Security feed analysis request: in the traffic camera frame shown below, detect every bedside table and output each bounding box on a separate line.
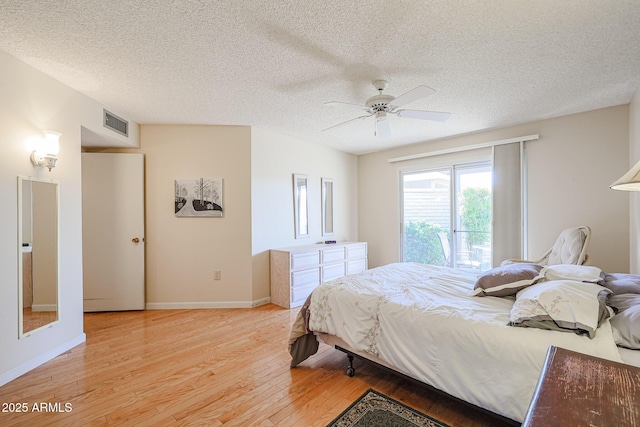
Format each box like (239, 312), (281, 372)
(523, 346), (640, 427)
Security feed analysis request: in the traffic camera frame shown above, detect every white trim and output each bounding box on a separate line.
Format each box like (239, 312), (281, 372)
(145, 298), (271, 310)
(84, 298), (144, 312)
(31, 304), (57, 312)
(521, 141), (528, 259)
(251, 297), (271, 307)
(0, 334), (86, 387)
(388, 134), (539, 163)
(397, 168), (404, 261)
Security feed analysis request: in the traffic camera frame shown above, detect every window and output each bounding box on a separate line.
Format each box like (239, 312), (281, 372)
(395, 137), (531, 269)
(401, 161), (492, 271)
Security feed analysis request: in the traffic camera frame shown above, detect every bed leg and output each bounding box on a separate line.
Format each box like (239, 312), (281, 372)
(346, 355), (355, 377)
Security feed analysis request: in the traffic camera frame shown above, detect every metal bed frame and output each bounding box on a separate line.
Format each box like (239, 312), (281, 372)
(335, 344), (520, 426)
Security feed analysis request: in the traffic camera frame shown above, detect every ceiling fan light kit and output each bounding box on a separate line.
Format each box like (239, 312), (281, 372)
(323, 80), (451, 137)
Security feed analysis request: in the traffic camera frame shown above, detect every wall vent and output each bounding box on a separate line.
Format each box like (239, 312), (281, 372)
(103, 109), (129, 137)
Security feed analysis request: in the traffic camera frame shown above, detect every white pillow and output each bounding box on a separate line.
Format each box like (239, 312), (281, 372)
(539, 264), (603, 283)
(509, 280), (612, 338)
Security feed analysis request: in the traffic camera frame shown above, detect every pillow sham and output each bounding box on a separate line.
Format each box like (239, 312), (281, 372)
(609, 295), (640, 349)
(539, 264), (603, 283)
(471, 263), (543, 297)
(509, 280), (613, 338)
(602, 273), (640, 295)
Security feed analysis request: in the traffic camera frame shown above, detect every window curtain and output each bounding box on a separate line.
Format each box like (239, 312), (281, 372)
(492, 142), (525, 266)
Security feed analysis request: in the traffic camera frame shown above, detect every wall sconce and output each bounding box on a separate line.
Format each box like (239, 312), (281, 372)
(31, 130), (61, 172)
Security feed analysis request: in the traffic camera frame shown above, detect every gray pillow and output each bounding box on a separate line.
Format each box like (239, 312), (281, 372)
(472, 263), (543, 297)
(602, 273), (640, 295)
(609, 294), (640, 349)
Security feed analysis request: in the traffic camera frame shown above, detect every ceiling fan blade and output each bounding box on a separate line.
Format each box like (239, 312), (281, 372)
(375, 114), (391, 137)
(389, 85), (436, 108)
(397, 109), (451, 122)
(323, 101), (370, 112)
(322, 113), (373, 132)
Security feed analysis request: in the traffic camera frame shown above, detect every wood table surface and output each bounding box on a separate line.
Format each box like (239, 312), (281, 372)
(522, 345), (640, 427)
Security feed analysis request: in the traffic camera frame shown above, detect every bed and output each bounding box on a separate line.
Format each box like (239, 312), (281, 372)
(288, 262), (640, 424)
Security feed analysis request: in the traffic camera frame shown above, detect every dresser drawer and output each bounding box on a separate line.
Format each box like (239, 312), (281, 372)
(291, 282), (317, 306)
(321, 247), (345, 264)
(322, 262), (345, 282)
(291, 251), (320, 271)
(346, 244), (367, 260)
(291, 268), (320, 289)
(291, 268), (320, 306)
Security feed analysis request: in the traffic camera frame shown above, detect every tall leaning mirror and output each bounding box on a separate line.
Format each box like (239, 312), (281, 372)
(18, 176), (59, 337)
(293, 174), (309, 239)
(321, 178), (334, 237)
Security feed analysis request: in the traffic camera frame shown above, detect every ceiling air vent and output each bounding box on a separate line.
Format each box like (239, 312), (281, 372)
(103, 109), (128, 137)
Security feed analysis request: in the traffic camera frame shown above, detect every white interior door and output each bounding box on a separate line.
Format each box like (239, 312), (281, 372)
(82, 153), (145, 311)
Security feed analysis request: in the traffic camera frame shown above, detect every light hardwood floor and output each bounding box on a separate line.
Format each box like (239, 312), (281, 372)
(22, 308), (58, 334)
(0, 305), (514, 426)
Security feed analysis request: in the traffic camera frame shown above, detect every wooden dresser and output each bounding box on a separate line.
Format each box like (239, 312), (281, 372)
(523, 345), (640, 427)
(270, 242), (367, 309)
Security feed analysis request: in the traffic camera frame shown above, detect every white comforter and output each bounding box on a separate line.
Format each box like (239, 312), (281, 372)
(307, 262), (623, 423)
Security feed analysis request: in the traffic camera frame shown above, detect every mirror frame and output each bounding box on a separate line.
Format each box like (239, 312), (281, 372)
(321, 178), (335, 237)
(293, 174), (310, 239)
(18, 176), (60, 338)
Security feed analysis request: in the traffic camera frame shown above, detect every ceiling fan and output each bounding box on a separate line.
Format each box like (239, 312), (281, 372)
(323, 80), (451, 137)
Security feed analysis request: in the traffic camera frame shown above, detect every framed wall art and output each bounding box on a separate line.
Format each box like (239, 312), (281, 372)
(175, 178), (223, 217)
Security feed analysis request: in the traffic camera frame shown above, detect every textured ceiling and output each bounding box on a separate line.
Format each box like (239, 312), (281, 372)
(1, 0), (640, 154)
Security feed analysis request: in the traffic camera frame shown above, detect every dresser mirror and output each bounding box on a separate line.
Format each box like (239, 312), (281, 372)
(18, 176), (59, 337)
(321, 178), (334, 237)
(293, 174), (309, 239)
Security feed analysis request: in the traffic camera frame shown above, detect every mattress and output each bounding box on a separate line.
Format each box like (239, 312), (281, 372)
(301, 262), (625, 423)
(620, 347), (640, 367)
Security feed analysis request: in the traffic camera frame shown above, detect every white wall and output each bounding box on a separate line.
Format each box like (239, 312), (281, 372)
(103, 125), (359, 307)
(250, 127), (359, 301)
(629, 89), (640, 273)
(139, 125), (255, 307)
(359, 105), (630, 273)
(0, 51), (138, 386)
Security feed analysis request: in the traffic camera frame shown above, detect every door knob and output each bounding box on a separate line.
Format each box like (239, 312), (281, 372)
(132, 237), (140, 243)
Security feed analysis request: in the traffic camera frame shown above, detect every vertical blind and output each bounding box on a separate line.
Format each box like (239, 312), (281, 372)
(492, 141), (525, 266)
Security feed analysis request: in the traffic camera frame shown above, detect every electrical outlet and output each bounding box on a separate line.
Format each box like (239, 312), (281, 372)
(214, 270), (222, 280)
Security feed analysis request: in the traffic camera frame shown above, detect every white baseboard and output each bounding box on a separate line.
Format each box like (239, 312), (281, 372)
(146, 297), (271, 310)
(251, 297), (271, 307)
(0, 333), (86, 387)
(31, 304), (57, 312)
(84, 298), (145, 312)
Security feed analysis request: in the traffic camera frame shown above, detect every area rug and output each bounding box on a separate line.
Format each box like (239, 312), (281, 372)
(327, 388), (451, 427)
